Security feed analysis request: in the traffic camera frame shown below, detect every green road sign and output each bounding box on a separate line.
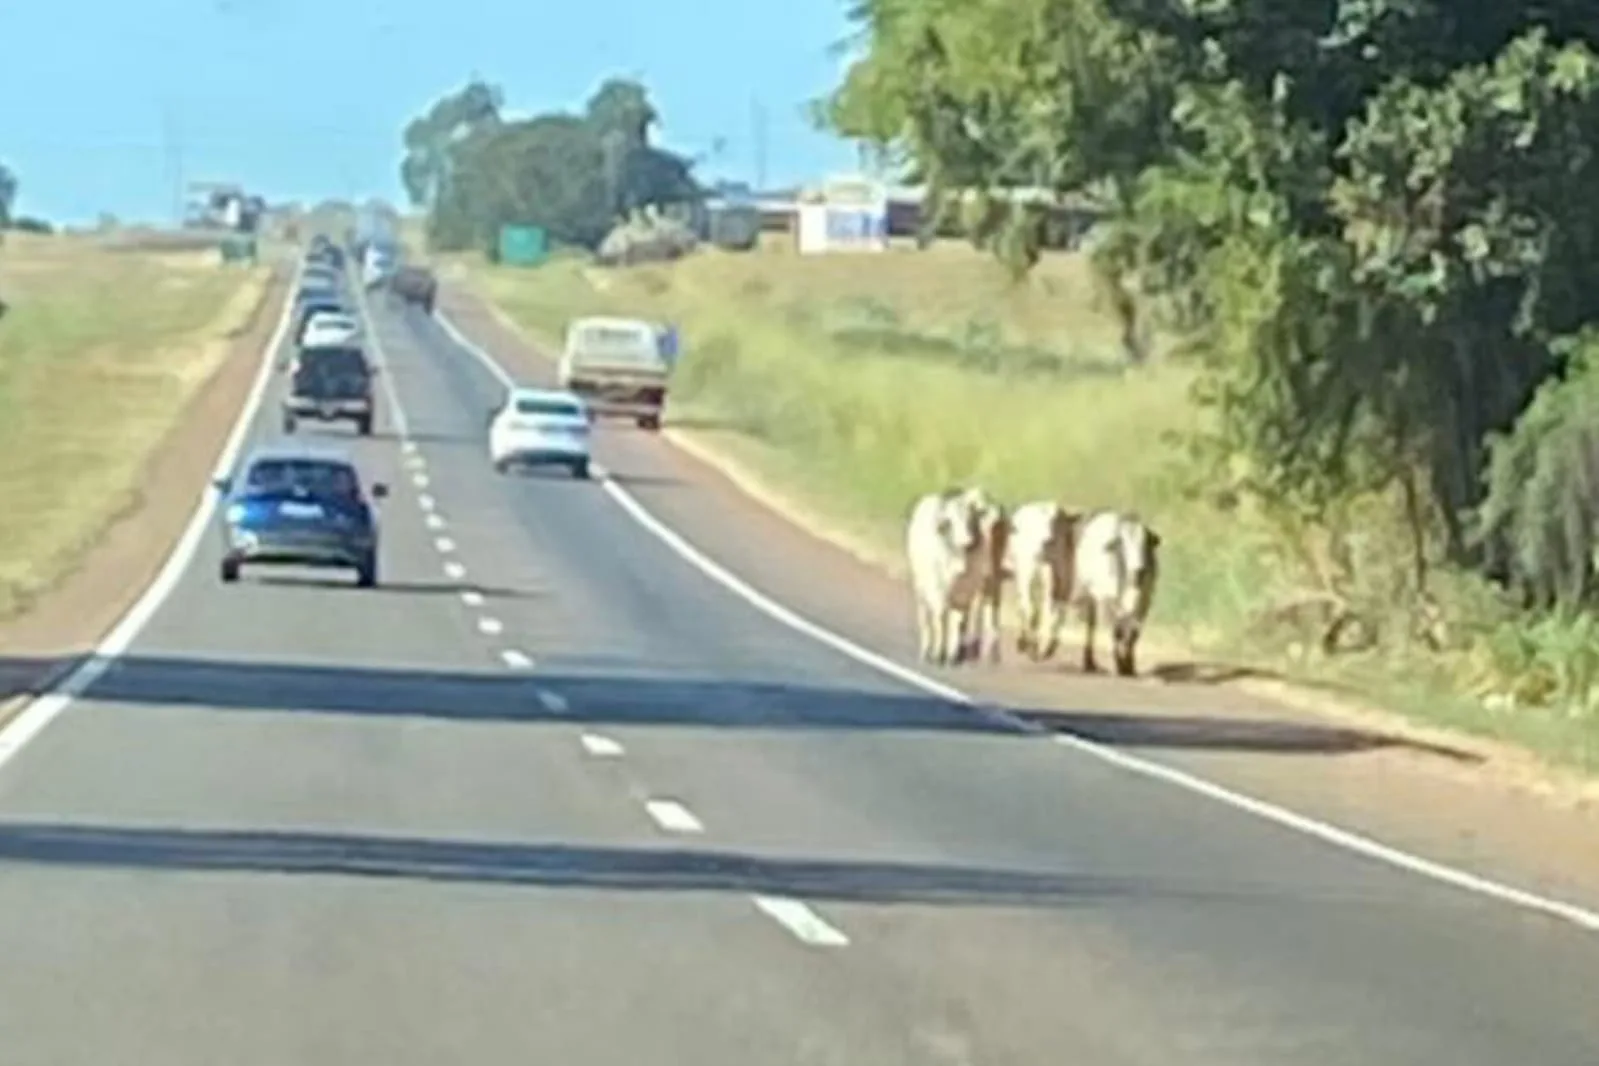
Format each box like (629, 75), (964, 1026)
(498, 225), (548, 266)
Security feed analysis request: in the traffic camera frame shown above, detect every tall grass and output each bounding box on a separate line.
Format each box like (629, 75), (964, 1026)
(0, 234), (271, 617)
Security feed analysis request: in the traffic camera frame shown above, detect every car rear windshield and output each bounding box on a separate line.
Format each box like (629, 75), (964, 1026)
(515, 398), (582, 417)
(244, 458), (360, 498)
(298, 348), (368, 374)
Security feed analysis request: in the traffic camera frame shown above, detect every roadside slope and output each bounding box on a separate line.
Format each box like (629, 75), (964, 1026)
(0, 234), (284, 709)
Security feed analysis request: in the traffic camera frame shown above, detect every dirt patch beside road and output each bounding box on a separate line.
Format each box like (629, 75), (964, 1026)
(437, 279), (1599, 912)
(0, 267), (288, 714)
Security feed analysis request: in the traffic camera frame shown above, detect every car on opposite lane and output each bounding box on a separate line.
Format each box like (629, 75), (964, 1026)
(214, 443), (387, 587)
(488, 386), (593, 479)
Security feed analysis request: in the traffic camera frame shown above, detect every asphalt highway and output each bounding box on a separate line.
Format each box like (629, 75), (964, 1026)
(0, 283), (1594, 1064)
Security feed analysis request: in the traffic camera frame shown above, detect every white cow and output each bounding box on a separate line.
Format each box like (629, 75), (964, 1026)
(1005, 501), (1079, 660)
(905, 488), (992, 665)
(1070, 511), (1161, 676)
(955, 487), (1010, 663)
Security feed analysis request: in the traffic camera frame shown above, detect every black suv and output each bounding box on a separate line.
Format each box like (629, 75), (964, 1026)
(282, 345), (377, 436)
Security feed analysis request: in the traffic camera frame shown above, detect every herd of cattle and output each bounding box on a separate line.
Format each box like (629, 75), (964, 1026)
(906, 487), (1161, 676)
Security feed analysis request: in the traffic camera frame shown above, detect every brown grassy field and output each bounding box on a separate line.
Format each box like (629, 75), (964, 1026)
(0, 232), (272, 619)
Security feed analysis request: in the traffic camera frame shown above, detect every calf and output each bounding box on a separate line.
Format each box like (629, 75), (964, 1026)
(1071, 511), (1161, 676)
(905, 488), (989, 665)
(1005, 501), (1079, 660)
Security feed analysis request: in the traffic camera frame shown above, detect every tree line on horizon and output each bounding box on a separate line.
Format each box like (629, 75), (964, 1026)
(399, 77), (699, 255)
(824, 0), (1599, 681)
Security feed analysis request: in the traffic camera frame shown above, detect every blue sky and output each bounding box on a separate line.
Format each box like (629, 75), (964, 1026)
(1, 0), (861, 225)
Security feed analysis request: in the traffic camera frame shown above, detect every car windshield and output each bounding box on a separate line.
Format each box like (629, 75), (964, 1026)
(514, 397), (582, 417)
(243, 458), (360, 498)
(311, 315), (356, 330)
(298, 348), (367, 375)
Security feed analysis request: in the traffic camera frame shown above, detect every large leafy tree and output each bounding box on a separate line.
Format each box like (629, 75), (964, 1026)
(403, 76), (699, 254)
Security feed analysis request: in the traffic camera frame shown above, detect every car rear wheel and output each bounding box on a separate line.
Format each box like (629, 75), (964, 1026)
(356, 414), (373, 436)
(219, 557), (240, 583)
(637, 413), (661, 431)
(355, 554), (378, 588)
(493, 458), (512, 475)
(571, 459), (590, 479)
(282, 413), (297, 434)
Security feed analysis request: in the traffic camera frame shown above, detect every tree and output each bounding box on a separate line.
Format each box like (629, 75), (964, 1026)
(403, 76), (700, 253)
(822, 0), (1599, 640)
(0, 163), (16, 232)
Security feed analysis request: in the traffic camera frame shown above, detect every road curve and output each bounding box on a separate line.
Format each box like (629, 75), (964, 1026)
(0, 284), (1592, 1064)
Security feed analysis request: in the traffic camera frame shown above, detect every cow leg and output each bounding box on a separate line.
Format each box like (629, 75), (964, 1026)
(1113, 618), (1138, 676)
(944, 608), (968, 665)
(914, 599), (935, 662)
(981, 590), (1002, 663)
(1015, 573), (1036, 657)
(1034, 568), (1057, 661)
(1080, 600), (1100, 673)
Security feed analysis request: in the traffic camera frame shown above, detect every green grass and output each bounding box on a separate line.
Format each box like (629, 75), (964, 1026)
(0, 233), (272, 618)
(460, 237), (1599, 777)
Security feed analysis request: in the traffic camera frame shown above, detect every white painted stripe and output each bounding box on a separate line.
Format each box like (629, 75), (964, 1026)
(751, 896), (849, 947)
(0, 260), (304, 765)
(402, 441), (417, 454)
(644, 799), (703, 834)
(433, 308), (1599, 935)
(412, 473), (430, 488)
(405, 454), (426, 469)
(417, 493), (435, 512)
(425, 513), (446, 530)
(477, 616), (503, 635)
(460, 589), (484, 607)
(536, 689), (568, 713)
(442, 560), (466, 580)
(580, 733), (624, 757)
(434, 536), (455, 553)
(500, 649), (534, 669)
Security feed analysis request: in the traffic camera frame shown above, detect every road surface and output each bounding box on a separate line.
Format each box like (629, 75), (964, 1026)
(0, 283), (1594, 1065)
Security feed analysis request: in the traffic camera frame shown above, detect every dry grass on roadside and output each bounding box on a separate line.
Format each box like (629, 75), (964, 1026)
(0, 233), (271, 618)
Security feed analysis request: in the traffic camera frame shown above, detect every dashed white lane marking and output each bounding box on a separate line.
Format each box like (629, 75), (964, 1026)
(580, 733), (624, 757)
(752, 897), (850, 947)
(402, 441), (417, 455)
(500, 649), (534, 669)
(443, 561), (466, 580)
(460, 589), (484, 607)
(417, 494), (436, 512)
(412, 473), (429, 489)
(434, 536), (455, 553)
(477, 616), (503, 635)
(425, 513), (446, 530)
(644, 799), (703, 834)
(405, 454), (426, 470)
(536, 689), (568, 713)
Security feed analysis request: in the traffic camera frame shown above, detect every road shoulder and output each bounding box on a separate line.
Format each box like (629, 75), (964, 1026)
(0, 267), (288, 716)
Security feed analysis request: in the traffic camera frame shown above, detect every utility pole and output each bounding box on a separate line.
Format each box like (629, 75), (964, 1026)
(751, 97), (767, 191)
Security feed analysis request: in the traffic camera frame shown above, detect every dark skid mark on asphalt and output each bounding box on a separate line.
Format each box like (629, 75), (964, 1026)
(0, 821), (1350, 911)
(0, 652), (1474, 757)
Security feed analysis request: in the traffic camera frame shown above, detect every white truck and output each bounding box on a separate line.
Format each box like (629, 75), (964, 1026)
(556, 315), (676, 430)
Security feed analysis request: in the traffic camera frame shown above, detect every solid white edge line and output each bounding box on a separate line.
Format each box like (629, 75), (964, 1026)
(500, 649), (534, 669)
(644, 799), (703, 834)
(579, 733), (624, 757)
(433, 308), (1599, 934)
(0, 259), (303, 765)
(751, 896), (849, 947)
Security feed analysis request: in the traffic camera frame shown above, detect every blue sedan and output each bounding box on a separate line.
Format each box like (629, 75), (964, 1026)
(214, 444), (388, 587)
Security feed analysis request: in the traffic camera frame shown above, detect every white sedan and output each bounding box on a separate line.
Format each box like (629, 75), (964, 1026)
(487, 387), (593, 479)
(301, 310), (363, 349)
